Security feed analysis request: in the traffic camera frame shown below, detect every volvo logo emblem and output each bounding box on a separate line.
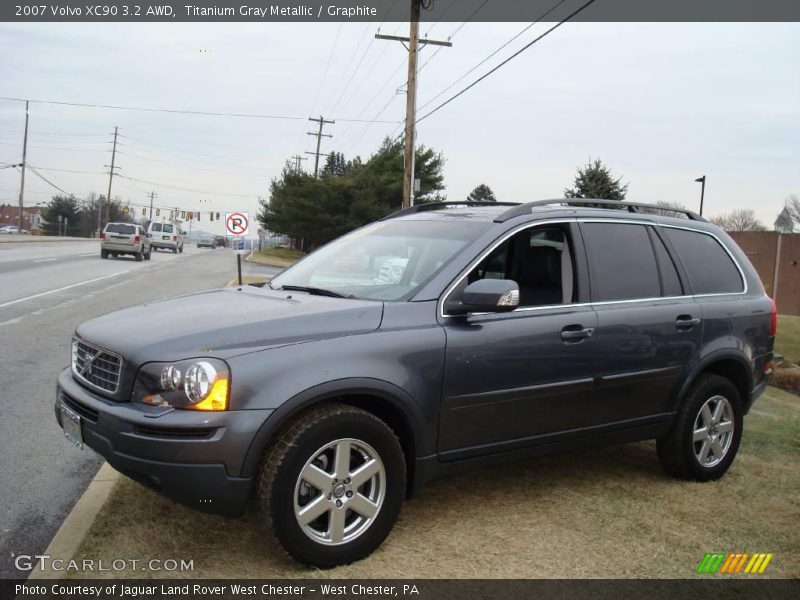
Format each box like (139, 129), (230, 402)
(79, 350), (99, 376)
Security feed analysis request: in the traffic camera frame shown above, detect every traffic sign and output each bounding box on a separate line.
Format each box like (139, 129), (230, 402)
(225, 212), (249, 236)
(231, 236), (248, 255)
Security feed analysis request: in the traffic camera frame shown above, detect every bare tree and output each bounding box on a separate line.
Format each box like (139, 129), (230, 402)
(640, 200), (690, 218)
(710, 208), (767, 232)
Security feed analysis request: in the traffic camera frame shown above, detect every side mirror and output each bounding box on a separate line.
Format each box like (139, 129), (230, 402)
(446, 279), (519, 316)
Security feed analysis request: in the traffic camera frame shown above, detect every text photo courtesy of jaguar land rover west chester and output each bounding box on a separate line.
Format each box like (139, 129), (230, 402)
(56, 199), (774, 567)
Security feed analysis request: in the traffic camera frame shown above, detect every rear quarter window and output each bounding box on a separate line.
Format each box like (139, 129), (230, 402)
(662, 227), (743, 294)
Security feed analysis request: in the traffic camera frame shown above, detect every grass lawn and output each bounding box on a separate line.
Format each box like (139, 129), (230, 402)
(69, 387), (799, 579)
(248, 246), (305, 268)
(776, 315), (800, 364)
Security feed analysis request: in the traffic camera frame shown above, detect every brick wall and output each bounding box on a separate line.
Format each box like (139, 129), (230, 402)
(728, 232), (800, 316)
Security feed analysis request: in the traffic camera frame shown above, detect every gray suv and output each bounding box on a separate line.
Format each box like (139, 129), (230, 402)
(55, 200), (775, 567)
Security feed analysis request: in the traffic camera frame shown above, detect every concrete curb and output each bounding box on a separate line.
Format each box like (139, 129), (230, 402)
(0, 236), (96, 243)
(28, 463), (120, 580)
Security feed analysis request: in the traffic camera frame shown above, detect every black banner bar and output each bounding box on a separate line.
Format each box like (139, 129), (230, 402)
(3, 579), (800, 600)
(3, 0), (800, 23)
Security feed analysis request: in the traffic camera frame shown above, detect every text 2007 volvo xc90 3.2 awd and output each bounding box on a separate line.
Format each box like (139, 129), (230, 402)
(55, 199), (775, 567)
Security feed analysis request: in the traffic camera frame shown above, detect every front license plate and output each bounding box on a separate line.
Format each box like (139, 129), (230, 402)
(61, 405), (84, 449)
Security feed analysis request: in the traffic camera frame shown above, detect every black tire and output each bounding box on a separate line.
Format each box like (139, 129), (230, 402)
(145, 249), (151, 260)
(101, 250), (108, 259)
(657, 374), (743, 481)
(135, 250), (143, 262)
(172, 247), (178, 254)
(257, 404), (406, 567)
(179, 245), (183, 253)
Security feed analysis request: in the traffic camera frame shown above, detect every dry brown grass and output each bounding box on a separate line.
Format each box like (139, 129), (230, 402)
(71, 387), (800, 579)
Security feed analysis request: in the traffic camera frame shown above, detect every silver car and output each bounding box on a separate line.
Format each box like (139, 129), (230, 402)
(100, 222), (151, 261)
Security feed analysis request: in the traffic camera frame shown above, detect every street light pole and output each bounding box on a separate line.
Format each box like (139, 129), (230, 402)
(695, 175), (706, 216)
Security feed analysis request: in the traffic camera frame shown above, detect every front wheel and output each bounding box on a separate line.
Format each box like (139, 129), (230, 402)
(657, 374), (743, 481)
(257, 404), (405, 567)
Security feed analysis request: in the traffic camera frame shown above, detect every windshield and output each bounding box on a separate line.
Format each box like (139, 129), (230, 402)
(271, 219), (491, 301)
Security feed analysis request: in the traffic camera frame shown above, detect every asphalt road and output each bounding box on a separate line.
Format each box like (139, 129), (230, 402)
(0, 240), (280, 578)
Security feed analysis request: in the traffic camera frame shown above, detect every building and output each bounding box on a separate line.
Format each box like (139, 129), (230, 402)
(774, 207), (795, 233)
(0, 204), (45, 233)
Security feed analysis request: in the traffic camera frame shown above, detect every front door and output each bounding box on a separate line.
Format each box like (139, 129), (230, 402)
(438, 222), (599, 459)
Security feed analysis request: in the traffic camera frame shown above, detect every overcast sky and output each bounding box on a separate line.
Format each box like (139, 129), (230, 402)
(0, 21), (797, 235)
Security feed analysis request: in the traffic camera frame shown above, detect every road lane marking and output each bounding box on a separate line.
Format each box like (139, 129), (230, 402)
(79, 253), (98, 257)
(0, 272), (124, 309)
(33, 258), (57, 263)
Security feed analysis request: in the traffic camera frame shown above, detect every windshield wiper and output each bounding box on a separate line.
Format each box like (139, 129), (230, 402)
(278, 285), (354, 299)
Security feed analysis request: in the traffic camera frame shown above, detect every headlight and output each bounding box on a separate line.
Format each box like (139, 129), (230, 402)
(132, 358), (229, 411)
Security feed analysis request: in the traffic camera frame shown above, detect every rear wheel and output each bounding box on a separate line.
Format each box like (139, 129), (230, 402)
(179, 245), (183, 253)
(101, 249), (108, 259)
(135, 250), (143, 262)
(657, 374), (742, 481)
(257, 404), (405, 567)
(145, 248), (152, 260)
(172, 247), (178, 254)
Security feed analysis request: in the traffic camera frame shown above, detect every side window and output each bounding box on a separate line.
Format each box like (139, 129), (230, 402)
(581, 223), (660, 301)
(663, 228), (743, 294)
(649, 228), (683, 296)
(466, 225), (575, 307)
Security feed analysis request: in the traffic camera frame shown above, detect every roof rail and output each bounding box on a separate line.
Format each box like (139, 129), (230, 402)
(494, 199), (706, 223)
(381, 201), (520, 221)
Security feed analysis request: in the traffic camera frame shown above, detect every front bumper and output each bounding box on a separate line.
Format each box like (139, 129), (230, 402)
(55, 367), (273, 516)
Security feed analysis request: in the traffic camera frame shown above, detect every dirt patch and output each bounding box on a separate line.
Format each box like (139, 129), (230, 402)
(71, 387), (800, 579)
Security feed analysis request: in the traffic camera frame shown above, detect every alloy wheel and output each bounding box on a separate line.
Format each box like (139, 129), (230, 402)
(692, 395), (735, 467)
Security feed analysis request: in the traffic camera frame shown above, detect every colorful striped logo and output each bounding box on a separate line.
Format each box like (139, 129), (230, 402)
(696, 553), (773, 574)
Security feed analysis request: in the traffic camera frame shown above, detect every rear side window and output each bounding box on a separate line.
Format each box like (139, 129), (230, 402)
(150, 223), (162, 232)
(105, 223), (136, 234)
(162, 224), (174, 233)
(581, 223), (660, 301)
(663, 228), (743, 294)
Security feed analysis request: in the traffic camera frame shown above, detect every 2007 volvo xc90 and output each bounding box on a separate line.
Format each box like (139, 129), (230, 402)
(55, 199), (775, 567)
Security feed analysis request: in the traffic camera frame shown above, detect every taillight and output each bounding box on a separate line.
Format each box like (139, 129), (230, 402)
(172, 235), (177, 241)
(134, 235), (140, 243)
(100, 232), (105, 240)
(769, 297), (777, 337)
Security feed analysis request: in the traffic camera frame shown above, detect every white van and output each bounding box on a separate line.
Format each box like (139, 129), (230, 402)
(147, 221), (184, 253)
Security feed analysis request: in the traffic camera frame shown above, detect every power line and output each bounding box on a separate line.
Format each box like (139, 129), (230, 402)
(116, 174), (258, 199)
(417, 0), (597, 125)
(0, 96), (399, 123)
(416, 0), (570, 114)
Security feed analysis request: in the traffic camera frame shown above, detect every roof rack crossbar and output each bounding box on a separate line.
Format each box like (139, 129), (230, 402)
(494, 199), (705, 223)
(381, 201), (520, 221)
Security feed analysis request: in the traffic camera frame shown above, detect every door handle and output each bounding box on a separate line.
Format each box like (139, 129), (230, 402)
(561, 325), (595, 342)
(675, 315), (701, 330)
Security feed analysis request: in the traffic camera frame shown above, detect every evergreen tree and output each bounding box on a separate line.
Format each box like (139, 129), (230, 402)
(564, 159), (628, 200)
(467, 184), (497, 202)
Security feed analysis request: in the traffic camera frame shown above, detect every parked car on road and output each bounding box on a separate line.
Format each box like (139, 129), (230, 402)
(147, 221), (183, 253)
(56, 199), (775, 567)
(100, 222), (151, 261)
(0, 225), (20, 234)
(197, 234), (216, 249)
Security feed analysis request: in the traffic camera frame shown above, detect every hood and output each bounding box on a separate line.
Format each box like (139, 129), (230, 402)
(75, 286), (384, 365)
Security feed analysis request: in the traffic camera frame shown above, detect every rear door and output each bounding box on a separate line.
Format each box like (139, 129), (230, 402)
(105, 223), (137, 249)
(579, 221), (702, 422)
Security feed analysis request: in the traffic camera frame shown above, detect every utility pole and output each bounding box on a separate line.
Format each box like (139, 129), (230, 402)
(17, 100), (29, 232)
(291, 154), (308, 173)
(104, 126), (120, 227)
(148, 190), (157, 220)
(306, 116), (334, 178)
(376, 1), (451, 208)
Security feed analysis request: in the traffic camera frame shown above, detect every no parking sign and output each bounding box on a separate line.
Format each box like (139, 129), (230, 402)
(225, 212), (249, 236)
